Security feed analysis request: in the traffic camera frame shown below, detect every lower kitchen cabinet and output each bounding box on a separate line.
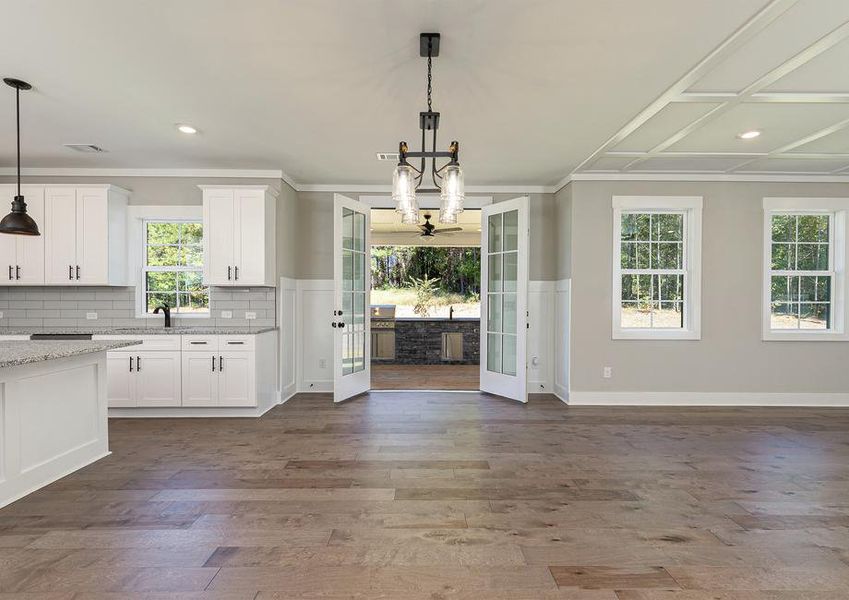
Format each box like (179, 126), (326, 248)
(106, 351), (181, 408)
(182, 351), (255, 407)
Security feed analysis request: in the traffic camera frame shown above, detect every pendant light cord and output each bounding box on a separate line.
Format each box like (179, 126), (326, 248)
(15, 86), (20, 198)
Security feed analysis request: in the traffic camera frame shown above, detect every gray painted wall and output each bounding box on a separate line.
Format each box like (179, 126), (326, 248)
(568, 180), (849, 394)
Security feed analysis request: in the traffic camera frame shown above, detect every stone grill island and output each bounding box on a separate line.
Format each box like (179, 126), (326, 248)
(0, 339), (140, 508)
(392, 318), (480, 365)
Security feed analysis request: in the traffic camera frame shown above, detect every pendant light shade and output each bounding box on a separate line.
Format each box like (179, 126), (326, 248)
(392, 163), (420, 224)
(1, 78), (39, 236)
(439, 164), (464, 222)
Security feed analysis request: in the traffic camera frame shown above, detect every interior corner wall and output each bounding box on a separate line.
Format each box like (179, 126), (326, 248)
(554, 183), (573, 280)
(568, 179), (849, 396)
(294, 191), (558, 281)
(275, 180), (299, 280)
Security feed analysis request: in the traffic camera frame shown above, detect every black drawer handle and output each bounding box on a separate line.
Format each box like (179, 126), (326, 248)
(189, 341), (207, 345)
(226, 341), (244, 345)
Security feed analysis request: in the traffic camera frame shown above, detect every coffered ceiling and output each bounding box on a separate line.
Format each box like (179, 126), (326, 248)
(577, 0), (849, 180)
(3, 1), (849, 186)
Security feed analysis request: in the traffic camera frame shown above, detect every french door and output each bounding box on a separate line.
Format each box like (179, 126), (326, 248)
(333, 194), (371, 402)
(480, 196), (529, 403)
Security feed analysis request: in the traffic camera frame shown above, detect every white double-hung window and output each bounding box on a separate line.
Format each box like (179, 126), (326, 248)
(612, 196), (702, 340)
(763, 198), (848, 341)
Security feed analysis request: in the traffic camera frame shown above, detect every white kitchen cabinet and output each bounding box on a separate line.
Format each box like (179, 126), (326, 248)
(181, 347), (256, 408)
(181, 352), (219, 407)
(105, 350), (181, 408)
(44, 185), (129, 285)
(0, 185), (45, 285)
(200, 185), (276, 286)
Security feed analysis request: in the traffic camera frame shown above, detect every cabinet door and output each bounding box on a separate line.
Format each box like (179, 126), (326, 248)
(135, 352), (182, 407)
(234, 189), (265, 285)
(44, 187), (78, 284)
(203, 190), (236, 286)
(218, 352), (255, 407)
(107, 352), (136, 408)
(0, 186), (15, 285)
(75, 188), (109, 284)
(182, 352), (219, 406)
(14, 186), (45, 285)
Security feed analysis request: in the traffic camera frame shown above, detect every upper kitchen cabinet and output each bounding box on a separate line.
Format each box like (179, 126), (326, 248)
(44, 185), (130, 285)
(0, 185), (45, 285)
(200, 185), (277, 287)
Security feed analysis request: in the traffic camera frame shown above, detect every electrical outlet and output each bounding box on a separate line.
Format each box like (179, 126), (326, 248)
(0, 311), (4, 319)
(319, 358), (327, 369)
(220, 310), (233, 319)
(86, 312), (98, 320)
(245, 311), (257, 320)
(603, 366), (612, 379)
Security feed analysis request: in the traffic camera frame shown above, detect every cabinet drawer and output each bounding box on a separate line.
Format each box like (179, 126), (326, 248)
(182, 335), (219, 351)
(219, 335), (255, 352)
(93, 335), (180, 352)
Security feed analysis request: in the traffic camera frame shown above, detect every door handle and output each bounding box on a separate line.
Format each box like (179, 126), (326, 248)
(129, 356), (134, 372)
(337, 322), (345, 328)
(212, 355), (216, 371)
(69, 265), (74, 280)
(15, 265), (20, 280)
(227, 266), (232, 281)
(234, 266), (239, 281)
(136, 356), (141, 371)
(219, 356), (224, 371)
(76, 265), (80, 280)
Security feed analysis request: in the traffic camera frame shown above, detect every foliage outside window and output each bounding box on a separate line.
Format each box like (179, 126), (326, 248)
(612, 196), (702, 340)
(768, 213), (833, 330)
(143, 221), (209, 314)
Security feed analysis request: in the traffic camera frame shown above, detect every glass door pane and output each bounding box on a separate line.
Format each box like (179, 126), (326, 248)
(486, 209), (519, 376)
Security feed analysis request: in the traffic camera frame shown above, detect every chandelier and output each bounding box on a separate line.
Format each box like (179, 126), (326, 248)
(392, 33), (464, 225)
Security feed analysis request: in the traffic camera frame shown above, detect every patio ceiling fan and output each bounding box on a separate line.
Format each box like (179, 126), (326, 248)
(418, 213), (462, 237)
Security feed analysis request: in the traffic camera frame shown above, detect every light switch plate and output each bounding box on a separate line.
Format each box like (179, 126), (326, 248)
(220, 310), (233, 319)
(86, 312), (98, 320)
(603, 366), (612, 379)
(245, 311), (257, 320)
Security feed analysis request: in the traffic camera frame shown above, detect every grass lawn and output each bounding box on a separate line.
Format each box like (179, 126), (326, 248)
(372, 288), (480, 318)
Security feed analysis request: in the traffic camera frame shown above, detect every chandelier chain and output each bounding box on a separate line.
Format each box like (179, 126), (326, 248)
(426, 43), (433, 112)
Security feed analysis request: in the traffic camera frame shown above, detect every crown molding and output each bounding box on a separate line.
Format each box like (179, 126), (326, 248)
(297, 183), (557, 194)
(568, 172), (849, 183)
(0, 167), (288, 180)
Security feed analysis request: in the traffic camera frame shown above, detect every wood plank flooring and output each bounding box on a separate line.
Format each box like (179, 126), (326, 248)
(2, 392), (849, 598)
(371, 364), (479, 390)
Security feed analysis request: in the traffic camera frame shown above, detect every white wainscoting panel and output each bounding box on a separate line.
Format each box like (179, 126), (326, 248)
(297, 280), (334, 392)
(528, 281), (554, 393)
(279, 277), (297, 402)
(554, 279), (571, 403)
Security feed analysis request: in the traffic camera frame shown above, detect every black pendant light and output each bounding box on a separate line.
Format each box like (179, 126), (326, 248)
(0, 78), (39, 236)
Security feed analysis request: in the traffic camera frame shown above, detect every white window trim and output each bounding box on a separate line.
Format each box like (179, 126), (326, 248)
(612, 195), (703, 340)
(127, 205), (209, 319)
(762, 197), (849, 341)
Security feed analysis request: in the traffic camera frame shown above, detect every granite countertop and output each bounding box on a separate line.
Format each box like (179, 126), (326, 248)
(0, 327), (278, 336)
(0, 340), (142, 369)
(394, 318), (480, 322)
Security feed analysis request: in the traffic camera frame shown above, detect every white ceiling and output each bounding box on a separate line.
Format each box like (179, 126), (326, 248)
(371, 208), (481, 247)
(5, 0), (845, 186)
(580, 0), (849, 179)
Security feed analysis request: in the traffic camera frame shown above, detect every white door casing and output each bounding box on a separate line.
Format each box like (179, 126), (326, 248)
(480, 196), (529, 403)
(333, 194), (371, 402)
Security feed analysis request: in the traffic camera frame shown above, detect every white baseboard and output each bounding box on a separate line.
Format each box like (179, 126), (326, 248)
(299, 380), (333, 393)
(108, 403), (278, 418)
(553, 382), (569, 404)
(568, 391), (849, 407)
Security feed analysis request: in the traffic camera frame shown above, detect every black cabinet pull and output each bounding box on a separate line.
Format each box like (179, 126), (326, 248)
(219, 356), (224, 371)
(234, 266), (239, 280)
(69, 265), (73, 280)
(227, 266), (232, 280)
(76, 265), (80, 280)
(15, 265), (20, 280)
(212, 355), (216, 371)
(129, 356), (134, 372)
(136, 356), (141, 371)
(8, 265), (12, 280)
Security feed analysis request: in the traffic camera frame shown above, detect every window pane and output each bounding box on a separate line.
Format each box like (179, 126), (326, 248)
(182, 222), (203, 244)
(147, 292), (176, 312)
(771, 215), (796, 242)
(655, 242), (682, 270)
(488, 213), (503, 252)
(188, 292), (209, 311)
(178, 271), (205, 292)
(342, 249), (353, 291)
(621, 242), (636, 269)
(353, 252), (365, 291)
(487, 333), (502, 374)
(487, 294), (502, 332)
(635, 242), (651, 269)
(655, 301), (683, 328)
(771, 276), (797, 302)
(181, 244), (203, 267)
(621, 301), (651, 328)
(771, 243), (794, 270)
(652, 213), (683, 241)
(796, 243), (829, 271)
(342, 208), (354, 250)
(503, 252), (517, 293)
(502, 334), (517, 376)
(503, 293), (517, 334)
(147, 222), (179, 245)
(503, 210), (518, 252)
(633, 213), (651, 241)
(770, 303), (799, 329)
(800, 303), (829, 330)
(146, 271), (177, 292)
(658, 274), (683, 303)
(798, 215), (829, 243)
(147, 245), (179, 267)
(488, 254), (502, 292)
(621, 214), (638, 241)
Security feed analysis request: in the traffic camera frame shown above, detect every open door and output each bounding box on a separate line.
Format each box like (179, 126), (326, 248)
(480, 196), (529, 402)
(333, 194), (371, 402)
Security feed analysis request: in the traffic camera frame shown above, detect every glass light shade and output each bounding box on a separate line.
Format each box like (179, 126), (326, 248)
(439, 164), (464, 223)
(392, 164), (417, 211)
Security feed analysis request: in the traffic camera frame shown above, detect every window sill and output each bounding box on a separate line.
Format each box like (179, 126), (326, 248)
(135, 313), (211, 320)
(763, 330), (848, 342)
(613, 329), (701, 341)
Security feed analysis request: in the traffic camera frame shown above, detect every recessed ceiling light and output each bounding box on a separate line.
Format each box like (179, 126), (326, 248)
(177, 124), (198, 134)
(737, 130), (761, 140)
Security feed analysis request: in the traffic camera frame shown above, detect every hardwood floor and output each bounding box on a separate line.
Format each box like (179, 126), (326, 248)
(2, 393), (849, 598)
(371, 364), (479, 390)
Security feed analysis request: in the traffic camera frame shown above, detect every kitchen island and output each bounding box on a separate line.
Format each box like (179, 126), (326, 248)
(0, 339), (140, 508)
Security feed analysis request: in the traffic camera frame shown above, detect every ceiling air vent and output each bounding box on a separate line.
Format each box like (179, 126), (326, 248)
(376, 152), (400, 161)
(64, 144), (108, 153)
